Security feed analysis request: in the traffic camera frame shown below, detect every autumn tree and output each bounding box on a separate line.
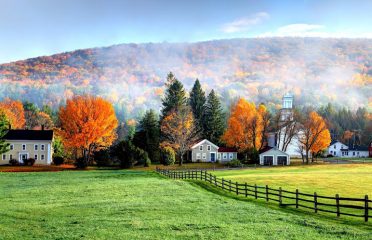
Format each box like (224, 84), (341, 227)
(203, 90), (225, 144)
(35, 112), (54, 130)
(161, 106), (198, 166)
(221, 98), (265, 161)
(59, 95), (118, 168)
(161, 72), (187, 119)
(0, 114), (10, 154)
(23, 101), (40, 129)
(257, 104), (271, 150)
(310, 128), (331, 162)
(298, 111), (331, 164)
(189, 79), (206, 132)
(0, 98), (25, 129)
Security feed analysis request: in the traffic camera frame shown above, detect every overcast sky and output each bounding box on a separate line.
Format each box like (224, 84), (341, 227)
(0, 0), (371, 63)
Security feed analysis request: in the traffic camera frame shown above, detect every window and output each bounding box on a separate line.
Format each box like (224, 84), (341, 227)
(334, 145), (336, 149)
(353, 152), (355, 156)
(199, 145), (203, 151)
(34, 144), (38, 151)
(223, 153), (227, 159)
(229, 153), (233, 159)
(10, 144), (14, 150)
(22, 144), (26, 151)
(196, 153), (201, 159)
(9, 154), (12, 160)
(207, 145), (211, 151)
(2, 154), (5, 160)
(202, 153), (206, 159)
(41, 155), (45, 160)
(41, 145), (45, 151)
(34, 154), (38, 160)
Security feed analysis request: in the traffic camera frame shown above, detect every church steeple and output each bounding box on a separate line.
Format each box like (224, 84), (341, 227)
(280, 93), (294, 121)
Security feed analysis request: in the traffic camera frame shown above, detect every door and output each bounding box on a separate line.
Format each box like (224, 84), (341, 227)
(277, 156), (287, 165)
(263, 156), (273, 165)
(210, 153), (216, 162)
(19, 154), (27, 164)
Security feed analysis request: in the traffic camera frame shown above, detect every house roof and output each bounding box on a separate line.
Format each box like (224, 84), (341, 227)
(347, 146), (369, 151)
(2, 130), (54, 141)
(259, 146), (289, 156)
(218, 147), (237, 153)
(191, 139), (219, 149)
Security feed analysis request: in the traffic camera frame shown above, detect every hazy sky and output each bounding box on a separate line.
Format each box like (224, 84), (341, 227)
(0, 0), (371, 63)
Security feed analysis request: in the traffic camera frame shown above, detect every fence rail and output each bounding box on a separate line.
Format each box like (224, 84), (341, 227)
(155, 167), (371, 222)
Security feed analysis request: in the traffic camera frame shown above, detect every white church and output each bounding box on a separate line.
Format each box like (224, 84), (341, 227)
(268, 93), (304, 158)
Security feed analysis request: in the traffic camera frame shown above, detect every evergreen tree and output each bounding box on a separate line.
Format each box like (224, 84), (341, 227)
(0, 114), (10, 155)
(133, 109), (160, 162)
(161, 72), (187, 118)
(203, 90), (225, 144)
(189, 79), (206, 133)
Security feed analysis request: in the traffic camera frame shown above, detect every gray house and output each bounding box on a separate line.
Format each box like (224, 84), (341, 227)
(259, 146), (290, 166)
(191, 139), (237, 162)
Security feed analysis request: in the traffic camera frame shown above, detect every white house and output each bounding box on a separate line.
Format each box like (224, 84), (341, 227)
(327, 140), (348, 157)
(259, 146), (290, 165)
(190, 139), (238, 162)
(1, 129), (54, 165)
(327, 140), (369, 158)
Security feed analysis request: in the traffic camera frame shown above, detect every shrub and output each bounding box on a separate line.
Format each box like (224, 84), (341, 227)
(23, 158), (36, 166)
(161, 147), (175, 166)
(326, 154), (334, 158)
(94, 149), (111, 167)
(9, 159), (19, 166)
(74, 157), (88, 169)
(225, 159), (243, 168)
(53, 156), (65, 165)
(144, 158), (151, 167)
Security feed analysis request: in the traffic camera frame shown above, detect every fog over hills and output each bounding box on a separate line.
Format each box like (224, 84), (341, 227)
(0, 37), (371, 120)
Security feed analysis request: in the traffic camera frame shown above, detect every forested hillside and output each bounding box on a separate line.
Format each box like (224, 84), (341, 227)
(0, 37), (371, 120)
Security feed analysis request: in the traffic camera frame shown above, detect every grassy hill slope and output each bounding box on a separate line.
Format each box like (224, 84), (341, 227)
(0, 170), (370, 239)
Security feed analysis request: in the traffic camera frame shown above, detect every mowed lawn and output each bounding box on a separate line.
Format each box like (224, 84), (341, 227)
(213, 164), (372, 198)
(0, 171), (371, 240)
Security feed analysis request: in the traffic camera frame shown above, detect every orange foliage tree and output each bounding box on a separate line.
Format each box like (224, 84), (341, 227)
(221, 98), (267, 160)
(0, 98), (25, 129)
(59, 95), (118, 167)
(299, 111), (331, 164)
(160, 106), (198, 166)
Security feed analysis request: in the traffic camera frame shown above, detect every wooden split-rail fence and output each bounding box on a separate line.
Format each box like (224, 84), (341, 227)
(156, 167), (371, 222)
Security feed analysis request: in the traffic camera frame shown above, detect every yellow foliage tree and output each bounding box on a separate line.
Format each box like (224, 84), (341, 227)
(0, 98), (25, 129)
(160, 106), (198, 165)
(299, 111), (331, 164)
(59, 95), (118, 166)
(221, 98), (267, 160)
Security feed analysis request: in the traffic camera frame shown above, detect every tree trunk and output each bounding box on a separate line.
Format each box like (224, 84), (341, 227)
(179, 152), (183, 166)
(305, 150), (309, 164)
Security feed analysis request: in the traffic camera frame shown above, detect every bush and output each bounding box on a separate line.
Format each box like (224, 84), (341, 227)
(74, 157), (88, 169)
(53, 156), (65, 165)
(161, 147), (175, 166)
(23, 158), (36, 166)
(94, 149), (111, 167)
(144, 158), (151, 167)
(326, 154), (334, 158)
(225, 159), (243, 168)
(9, 159), (19, 166)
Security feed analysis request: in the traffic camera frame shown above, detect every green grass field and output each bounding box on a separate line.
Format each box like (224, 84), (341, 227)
(0, 170), (371, 239)
(213, 164), (372, 198)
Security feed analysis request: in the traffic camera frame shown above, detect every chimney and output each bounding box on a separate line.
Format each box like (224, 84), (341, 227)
(8, 124), (11, 130)
(41, 125), (45, 131)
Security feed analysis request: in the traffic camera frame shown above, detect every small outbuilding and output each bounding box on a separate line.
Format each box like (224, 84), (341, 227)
(259, 146), (290, 166)
(190, 139), (238, 162)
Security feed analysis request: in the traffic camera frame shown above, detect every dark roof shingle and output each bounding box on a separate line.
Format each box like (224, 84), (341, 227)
(2, 130), (53, 141)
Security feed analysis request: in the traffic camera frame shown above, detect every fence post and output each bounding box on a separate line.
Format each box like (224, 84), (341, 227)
(314, 192), (318, 213)
(365, 195), (369, 222)
(215, 175), (217, 186)
(254, 184), (258, 199)
(279, 187), (282, 206)
(296, 189), (299, 208)
(336, 194), (340, 217)
(266, 185), (269, 202)
(229, 180), (232, 192)
(200, 170), (202, 180)
(245, 183), (248, 197)
(222, 178), (224, 189)
(236, 182), (238, 195)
